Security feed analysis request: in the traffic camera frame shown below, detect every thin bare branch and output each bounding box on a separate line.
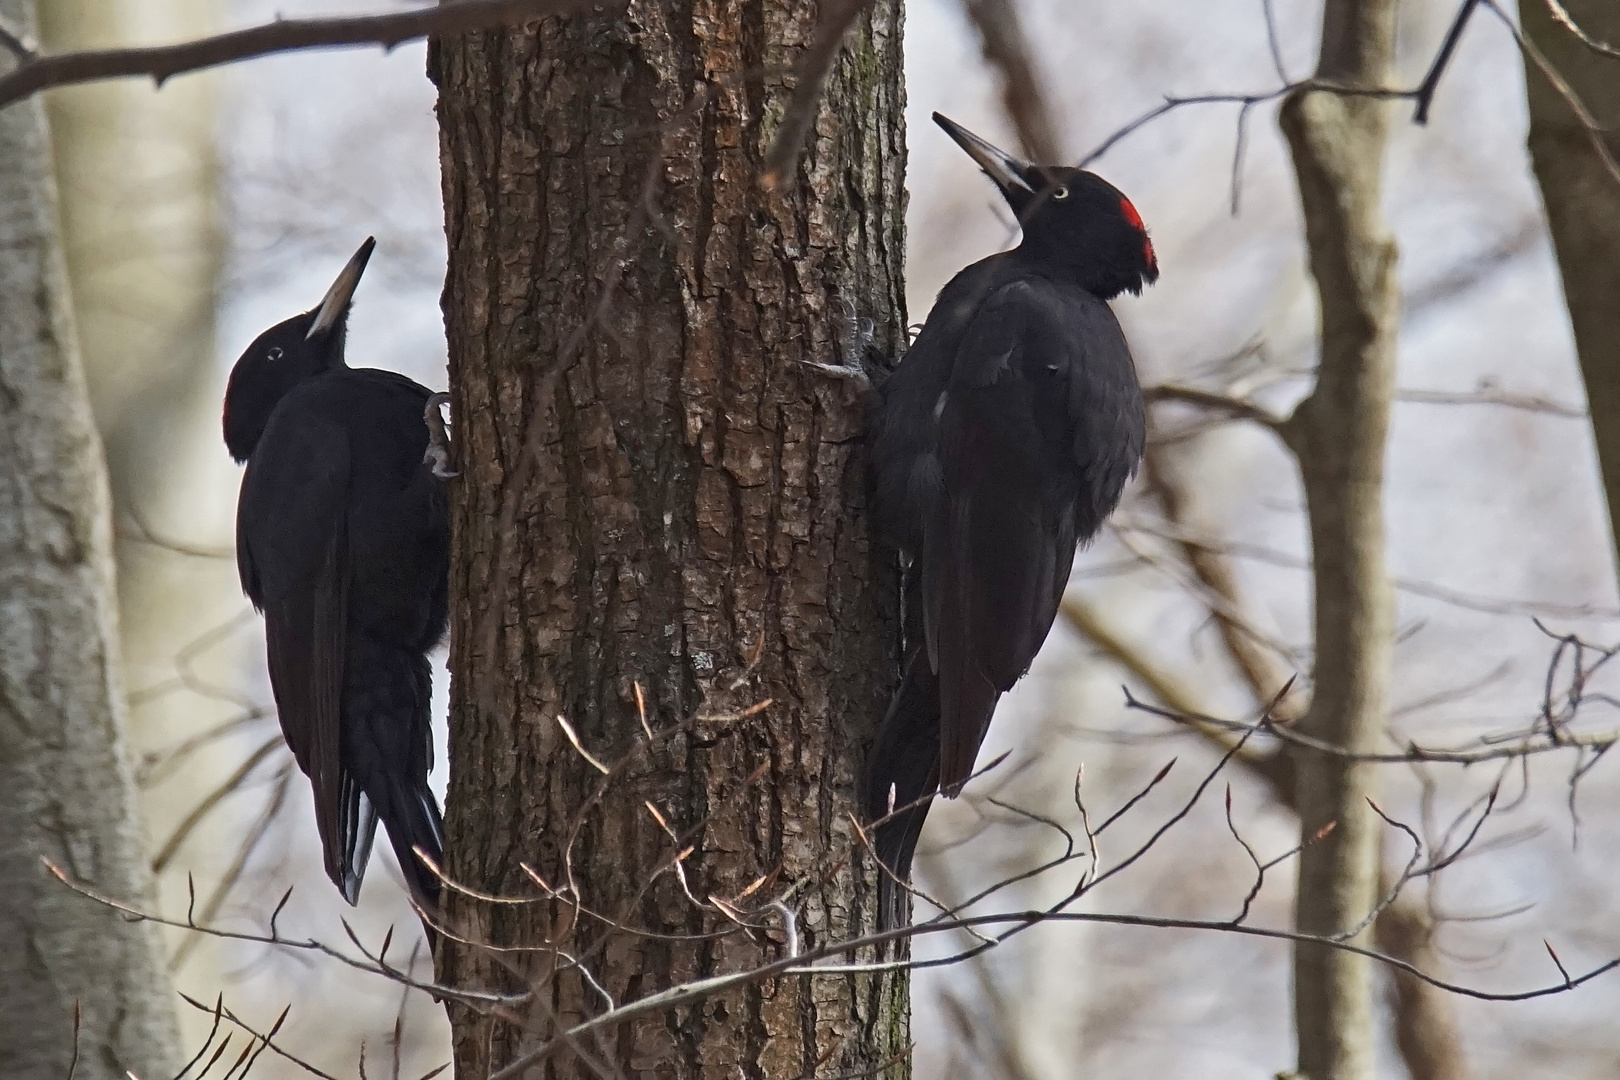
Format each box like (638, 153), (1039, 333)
(761, 0), (871, 187)
(1397, 385), (1585, 418)
(1540, 0), (1620, 59)
(1144, 383), (1289, 431)
(1413, 0), (1484, 123)
(177, 994), (342, 1080)
(0, 0), (616, 111)
(0, 15), (36, 61)
(151, 736), (284, 874)
(170, 766), (294, 972)
(1482, 0), (1620, 188)
(959, 0), (1061, 161)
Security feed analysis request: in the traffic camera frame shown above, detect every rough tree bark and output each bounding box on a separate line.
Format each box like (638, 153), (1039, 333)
(1277, 0), (1400, 1078)
(0, 1), (181, 1076)
(1517, 0), (1620, 576)
(431, 2), (907, 1076)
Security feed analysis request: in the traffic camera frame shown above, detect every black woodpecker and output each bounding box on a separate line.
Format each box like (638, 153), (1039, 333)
(864, 114), (1157, 928)
(225, 238), (452, 925)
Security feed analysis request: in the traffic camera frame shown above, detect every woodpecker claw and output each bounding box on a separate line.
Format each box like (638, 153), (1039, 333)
(795, 356), (872, 392)
(797, 295), (876, 392)
(835, 294), (877, 364)
(423, 393), (459, 479)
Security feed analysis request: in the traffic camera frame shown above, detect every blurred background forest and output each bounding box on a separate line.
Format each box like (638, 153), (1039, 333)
(32, 0), (1620, 1076)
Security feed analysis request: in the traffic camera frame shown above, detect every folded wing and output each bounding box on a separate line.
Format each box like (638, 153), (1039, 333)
(926, 280), (1142, 790)
(236, 411), (374, 901)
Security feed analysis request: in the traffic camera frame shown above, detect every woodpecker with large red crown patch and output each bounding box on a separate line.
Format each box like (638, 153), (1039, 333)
(863, 114), (1157, 928)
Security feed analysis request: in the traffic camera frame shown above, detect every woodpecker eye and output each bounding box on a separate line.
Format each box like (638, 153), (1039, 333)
(267, 347), (283, 361)
(1051, 186), (1070, 201)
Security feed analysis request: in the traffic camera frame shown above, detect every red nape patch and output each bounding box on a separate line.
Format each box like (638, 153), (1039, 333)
(1120, 196), (1157, 268)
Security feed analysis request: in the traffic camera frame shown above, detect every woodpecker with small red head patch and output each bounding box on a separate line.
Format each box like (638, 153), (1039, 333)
(863, 114), (1157, 928)
(226, 238), (452, 931)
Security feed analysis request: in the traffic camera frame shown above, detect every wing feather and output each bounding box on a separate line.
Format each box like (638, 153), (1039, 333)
(238, 411), (361, 899)
(929, 279), (1142, 790)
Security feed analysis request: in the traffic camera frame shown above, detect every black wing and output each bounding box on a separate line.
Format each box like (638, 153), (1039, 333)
(237, 407), (376, 901)
(926, 279), (1143, 790)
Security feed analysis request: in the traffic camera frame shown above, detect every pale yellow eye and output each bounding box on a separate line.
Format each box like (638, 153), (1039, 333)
(1052, 186), (1070, 200)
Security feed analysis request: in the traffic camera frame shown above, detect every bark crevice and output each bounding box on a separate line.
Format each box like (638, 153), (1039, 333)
(434, 5), (908, 1075)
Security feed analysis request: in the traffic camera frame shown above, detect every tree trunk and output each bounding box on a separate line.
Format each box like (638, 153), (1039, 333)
(0, 2), (182, 1076)
(37, 0), (227, 748)
(430, 2), (907, 1076)
(37, 0), (222, 517)
(1517, 0), (1620, 579)
(38, 0), (236, 986)
(1278, 1), (1400, 1078)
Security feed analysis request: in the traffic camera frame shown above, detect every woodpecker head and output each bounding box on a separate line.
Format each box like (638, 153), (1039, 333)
(223, 237), (374, 463)
(934, 113), (1158, 301)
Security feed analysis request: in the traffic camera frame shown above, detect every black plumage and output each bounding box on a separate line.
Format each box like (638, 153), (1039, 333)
(864, 115), (1158, 928)
(225, 238), (449, 920)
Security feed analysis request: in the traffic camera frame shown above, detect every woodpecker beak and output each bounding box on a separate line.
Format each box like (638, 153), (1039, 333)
(933, 112), (1035, 197)
(308, 236), (376, 339)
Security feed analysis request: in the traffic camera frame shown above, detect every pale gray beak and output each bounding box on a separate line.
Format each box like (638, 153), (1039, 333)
(933, 112), (1035, 195)
(308, 236), (376, 339)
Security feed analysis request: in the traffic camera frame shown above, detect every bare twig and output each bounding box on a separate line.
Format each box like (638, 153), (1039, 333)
(1144, 383), (1289, 431)
(0, 15), (36, 61)
(1259, 0), (1288, 82)
(960, 0), (1061, 161)
(1396, 385), (1586, 418)
(0, 0), (617, 110)
(178, 994), (341, 1080)
(170, 766), (295, 972)
(1482, 0), (1620, 187)
(151, 735), (284, 874)
(761, 0), (871, 187)
(118, 507), (234, 559)
(1540, 0), (1620, 59)
(1413, 0), (1484, 123)
(486, 898), (1620, 1079)
(1123, 689), (1620, 766)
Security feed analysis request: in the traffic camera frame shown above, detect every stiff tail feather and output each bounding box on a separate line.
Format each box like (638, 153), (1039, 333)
(342, 633), (444, 942)
(863, 655), (942, 932)
(380, 779), (446, 930)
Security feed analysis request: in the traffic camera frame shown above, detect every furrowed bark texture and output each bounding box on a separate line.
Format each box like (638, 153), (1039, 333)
(1517, 0), (1620, 577)
(431, 3), (907, 1076)
(0, 2), (181, 1076)
(1278, 1), (1400, 1078)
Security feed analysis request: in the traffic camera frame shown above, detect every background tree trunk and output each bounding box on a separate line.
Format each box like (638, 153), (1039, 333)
(0, 1), (182, 1075)
(1517, 0), (1620, 579)
(431, 2), (908, 1075)
(37, 0), (222, 519)
(1278, 0), (1400, 1077)
(37, 0), (233, 984)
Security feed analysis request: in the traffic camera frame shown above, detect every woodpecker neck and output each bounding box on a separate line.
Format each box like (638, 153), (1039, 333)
(223, 321), (349, 463)
(1013, 243), (1153, 302)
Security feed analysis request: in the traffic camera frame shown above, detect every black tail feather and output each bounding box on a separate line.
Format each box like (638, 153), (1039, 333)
(380, 779), (445, 942)
(864, 654), (942, 932)
(343, 633), (444, 944)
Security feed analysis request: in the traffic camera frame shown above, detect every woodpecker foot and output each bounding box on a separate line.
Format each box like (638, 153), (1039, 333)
(423, 393), (459, 479)
(796, 295), (877, 392)
(795, 355), (872, 392)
